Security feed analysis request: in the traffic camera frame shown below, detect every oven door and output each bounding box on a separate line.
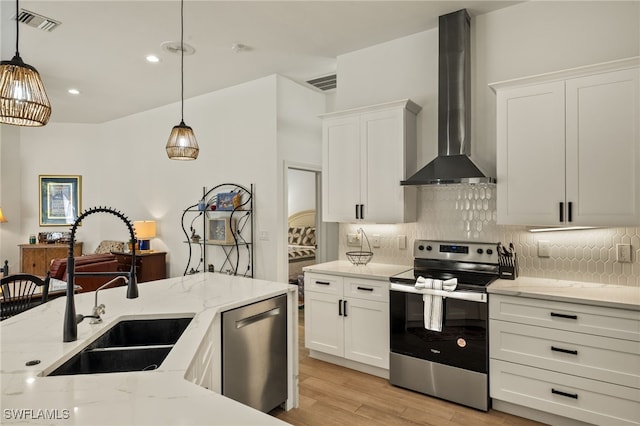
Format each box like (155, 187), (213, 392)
(389, 284), (488, 373)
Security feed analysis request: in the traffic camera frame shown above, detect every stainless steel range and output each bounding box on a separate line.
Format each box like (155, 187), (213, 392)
(389, 239), (499, 411)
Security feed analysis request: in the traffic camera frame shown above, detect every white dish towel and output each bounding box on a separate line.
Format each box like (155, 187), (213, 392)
(415, 276), (458, 331)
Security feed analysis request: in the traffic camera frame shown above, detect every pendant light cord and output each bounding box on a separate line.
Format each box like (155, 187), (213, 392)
(15, 0), (20, 57)
(180, 0), (185, 123)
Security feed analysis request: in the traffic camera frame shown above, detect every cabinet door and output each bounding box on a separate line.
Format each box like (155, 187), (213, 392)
(496, 82), (566, 225)
(343, 297), (389, 369)
(21, 247), (45, 275)
(322, 115), (361, 222)
(304, 291), (344, 357)
(566, 68), (640, 225)
(361, 108), (407, 223)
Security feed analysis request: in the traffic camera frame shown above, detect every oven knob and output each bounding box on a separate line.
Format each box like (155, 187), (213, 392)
(426, 245), (432, 251)
(418, 245), (425, 251)
(477, 248), (483, 254)
(486, 248), (493, 255)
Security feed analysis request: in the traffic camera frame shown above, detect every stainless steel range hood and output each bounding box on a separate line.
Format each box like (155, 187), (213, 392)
(402, 9), (495, 185)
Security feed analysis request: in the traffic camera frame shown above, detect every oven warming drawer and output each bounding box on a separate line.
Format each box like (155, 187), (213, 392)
(389, 352), (489, 411)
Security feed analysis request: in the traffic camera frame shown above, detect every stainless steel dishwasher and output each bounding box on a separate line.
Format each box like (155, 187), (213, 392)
(221, 294), (287, 413)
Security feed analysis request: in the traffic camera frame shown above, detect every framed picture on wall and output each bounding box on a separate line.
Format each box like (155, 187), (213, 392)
(39, 175), (82, 226)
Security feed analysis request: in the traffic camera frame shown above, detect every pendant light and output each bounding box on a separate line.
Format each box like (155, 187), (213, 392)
(165, 0), (199, 160)
(0, 0), (51, 126)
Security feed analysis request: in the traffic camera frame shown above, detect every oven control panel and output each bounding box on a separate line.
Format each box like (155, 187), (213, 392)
(414, 240), (499, 264)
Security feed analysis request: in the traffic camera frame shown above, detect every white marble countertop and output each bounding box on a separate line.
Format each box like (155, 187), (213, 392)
(303, 260), (411, 281)
(488, 276), (640, 311)
(0, 273), (296, 425)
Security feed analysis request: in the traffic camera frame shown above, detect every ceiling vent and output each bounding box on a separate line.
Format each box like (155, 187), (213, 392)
(15, 9), (61, 32)
(306, 74), (337, 91)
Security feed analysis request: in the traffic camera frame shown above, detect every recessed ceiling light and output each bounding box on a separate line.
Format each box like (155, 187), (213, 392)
(67, 88), (80, 95)
(146, 55), (160, 63)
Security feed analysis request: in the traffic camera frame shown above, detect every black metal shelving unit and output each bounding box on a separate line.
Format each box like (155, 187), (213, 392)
(181, 183), (253, 277)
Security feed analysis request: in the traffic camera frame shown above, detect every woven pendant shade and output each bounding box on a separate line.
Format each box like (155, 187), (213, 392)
(166, 0), (199, 160)
(166, 120), (199, 160)
(0, 56), (51, 127)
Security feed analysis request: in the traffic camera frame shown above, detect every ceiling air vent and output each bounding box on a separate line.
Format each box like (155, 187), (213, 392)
(306, 74), (337, 91)
(15, 9), (61, 32)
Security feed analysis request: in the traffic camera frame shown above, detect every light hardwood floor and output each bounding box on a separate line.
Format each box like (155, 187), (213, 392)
(271, 307), (547, 426)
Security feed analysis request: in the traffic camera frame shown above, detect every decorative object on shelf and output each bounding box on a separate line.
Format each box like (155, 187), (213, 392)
(39, 175), (81, 226)
(0, 207), (7, 223)
(37, 231), (71, 244)
(0, 0), (51, 127)
(346, 228), (373, 265)
(208, 217), (236, 244)
(216, 191), (236, 211)
(165, 0), (199, 160)
(133, 220), (157, 251)
(180, 183), (253, 277)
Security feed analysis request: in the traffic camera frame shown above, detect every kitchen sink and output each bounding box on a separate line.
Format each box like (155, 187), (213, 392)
(90, 317), (193, 348)
(47, 346), (172, 376)
(45, 315), (193, 376)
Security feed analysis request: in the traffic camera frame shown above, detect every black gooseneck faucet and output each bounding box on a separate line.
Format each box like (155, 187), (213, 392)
(63, 207), (139, 342)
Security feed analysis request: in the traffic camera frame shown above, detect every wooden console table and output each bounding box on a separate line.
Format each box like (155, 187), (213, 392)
(111, 251), (167, 283)
(19, 243), (83, 276)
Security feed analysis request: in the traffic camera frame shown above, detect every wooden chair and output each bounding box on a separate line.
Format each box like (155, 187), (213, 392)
(0, 273), (50, 321)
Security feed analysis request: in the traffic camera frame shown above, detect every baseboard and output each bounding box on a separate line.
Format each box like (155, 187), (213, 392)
(493, 400), (595, 426)
(308, 350), (389, 379)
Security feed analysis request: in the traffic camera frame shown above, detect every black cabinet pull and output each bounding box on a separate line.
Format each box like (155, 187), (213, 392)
(551, 346), (578, 355)
(355, 204), (359, 219)
(359, 204), (364, 220)
(568, 201), (573, 222)
(550, 312), (578, 320)
(315, 280), (331, 286)
(343, 300), (348, 317)
(552, 388), (578, 399)
(559, 202), (564, 222)
(338, 299), (343, 316)
(357, 286), (374, 292)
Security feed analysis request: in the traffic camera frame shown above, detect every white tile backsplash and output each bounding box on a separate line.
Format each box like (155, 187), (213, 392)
(339, 185), (640, 286)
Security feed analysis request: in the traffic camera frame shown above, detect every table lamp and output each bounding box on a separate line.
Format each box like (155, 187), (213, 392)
(0, 207), (7, 223)
(134, 220), (156, 251)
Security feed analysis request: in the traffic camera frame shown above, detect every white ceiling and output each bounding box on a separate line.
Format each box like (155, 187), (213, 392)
(1, 1), (520, 124)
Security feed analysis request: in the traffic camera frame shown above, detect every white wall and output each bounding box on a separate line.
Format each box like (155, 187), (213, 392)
(4, 74), (324, 282)
(287, 169), (316, 217)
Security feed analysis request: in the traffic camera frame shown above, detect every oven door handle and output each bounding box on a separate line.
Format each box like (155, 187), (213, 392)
(390, 283), (487, 303)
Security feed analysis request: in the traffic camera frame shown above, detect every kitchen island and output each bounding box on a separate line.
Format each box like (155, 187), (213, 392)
(0, 273), (297, 425)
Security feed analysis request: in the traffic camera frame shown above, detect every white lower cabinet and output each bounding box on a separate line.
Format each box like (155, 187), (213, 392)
(304, 272), (389, 370)
(490, 294), (640, 425)
(185, 322), (215, 391)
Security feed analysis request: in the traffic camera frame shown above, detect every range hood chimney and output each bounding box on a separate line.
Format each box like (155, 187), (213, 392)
(402, 9), (495, 185)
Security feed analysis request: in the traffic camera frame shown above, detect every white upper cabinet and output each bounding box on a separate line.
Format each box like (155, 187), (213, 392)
(492, 58), (640, 226)
(321, 99), (421, 223)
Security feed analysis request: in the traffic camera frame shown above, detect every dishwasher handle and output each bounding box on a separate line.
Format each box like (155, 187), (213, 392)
(236, 307), (281, 329)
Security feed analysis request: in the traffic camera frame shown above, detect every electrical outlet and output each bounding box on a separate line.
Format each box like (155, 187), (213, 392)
(372, 234), (381, 248)
(347, 233), (360, 247)
(259, 230), (269, 241)
(398, 235), (407, 250)
(616, 243), (632, 263)
(538, 240), (551, 257)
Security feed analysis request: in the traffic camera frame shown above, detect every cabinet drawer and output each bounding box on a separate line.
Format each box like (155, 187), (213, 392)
(490, 359), (640, 426)
(304, 273), (343, 295)
(489, 294), (640, 341)
(491, 320), (640, 388)
(344, 277), (389, 303)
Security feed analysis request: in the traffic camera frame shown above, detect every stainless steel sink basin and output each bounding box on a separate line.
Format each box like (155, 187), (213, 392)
(45, 316), (193, 376)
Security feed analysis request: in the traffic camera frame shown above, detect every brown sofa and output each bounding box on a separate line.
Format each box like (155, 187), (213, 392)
(49, 253), (121, 293)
